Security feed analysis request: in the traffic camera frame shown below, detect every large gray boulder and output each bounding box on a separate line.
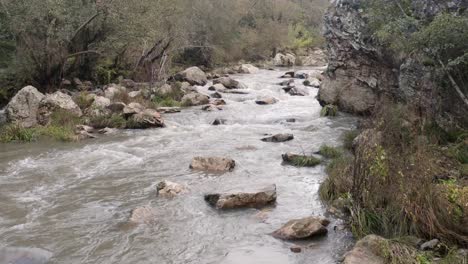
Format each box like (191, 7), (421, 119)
(104, 84), (126, 100)
(0, 247), (53, 264)
(204, 184), (277, 209)
(37, 91), (83, 125)
(238, 64), (259, 74)
(175, 66), (208, 86)
(274, 53), (296, 66)
(190, 157), (235, 172)
(272, 216), (330, 240)
(343, 235), (386, 264)
(181, 92), (210, 106)
(5, 86), (45, 128)
(213, 77), (244, 89)
(157, 180), (187, 197)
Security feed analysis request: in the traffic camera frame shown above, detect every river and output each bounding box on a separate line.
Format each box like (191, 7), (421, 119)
(0, 68), (357, 264)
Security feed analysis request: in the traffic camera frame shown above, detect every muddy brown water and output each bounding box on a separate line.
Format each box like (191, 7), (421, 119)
(0, 68), (357, 264)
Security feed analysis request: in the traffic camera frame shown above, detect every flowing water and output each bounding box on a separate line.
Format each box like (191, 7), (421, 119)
(0, 68), (357, 264)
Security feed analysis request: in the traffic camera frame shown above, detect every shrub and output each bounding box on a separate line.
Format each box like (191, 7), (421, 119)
(342, 130), (359, 151)
(0, 123), (39, 142)
(75, 92), (94, 110)
(152, 96), (181, 108)
(88, 114), (127, 129)
(320, 104), (338, 117)
(318, 145), (342, 159)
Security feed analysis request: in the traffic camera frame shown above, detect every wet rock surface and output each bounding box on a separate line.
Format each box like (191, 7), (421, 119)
(204, 185), (277, 209)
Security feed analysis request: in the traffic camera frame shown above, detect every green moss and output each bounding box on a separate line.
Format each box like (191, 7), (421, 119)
(320, 104), (338, 117)
(318, 145), (342, 159)
(287, 155), (321, 167)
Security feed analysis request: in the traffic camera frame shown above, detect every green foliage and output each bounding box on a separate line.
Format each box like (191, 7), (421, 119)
(342, 130), (359, 151)
(0, 124), (40, 142)
(152, 96), (181, 107)
(88, 114), (127, 129)
(320, 104), (338, 117)
(287, 155), (321, 167)
(75, 92), (94, 110)
(318, 145), (343, 159)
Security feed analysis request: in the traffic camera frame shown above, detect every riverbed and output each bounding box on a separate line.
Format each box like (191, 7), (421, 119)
(0, 68), (357, 264)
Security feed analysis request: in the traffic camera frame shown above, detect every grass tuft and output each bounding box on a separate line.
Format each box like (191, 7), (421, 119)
(318, 145), (342, 159)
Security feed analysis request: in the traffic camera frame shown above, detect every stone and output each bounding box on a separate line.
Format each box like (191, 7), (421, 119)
(304, 78), (321, 88)
(420, 239), (439, 251)
(281, 71), (295, 78)
(213, 77), (243, 89)
(156, 180), (187, 197)
(201, 104), (223, 111)
(174, 66), (208, 86)
(342, 235), (386, 264)
(210, 99), (226, 106)
(286, 87), (309, 96)
(210, 92), (222, 98)
(255, 96), (278, 105)
(76, 125), (94, 133)
(286, 118), (296, 123)
(212, 118), (227, 125)
(157, 107), (181, 114)
(91, 96), (111, 109)
(5, 86), (45, 128)
(123, 102), (145, 117)
(274, 53), (296, 66)
(272, 216), (330, 240)
(129, 109), (164, 128)
(181, 92), (210, 106)
(294, 72), (309, 79)
(190, 157), (236, 172)
(290, 246), (302, 253)
(279, 79), (294, 86)
(299, 49), (328, 66)
(99, 127), (117, 134)
(104, 84), (126, 100)
(238, 64), (259, 74)
(107, 102), (126, 113)
(208, 83), (226, 91)
(76, 130), (97, 140)
(129, 206), (156, 224)
(0, 247), (53, 264)
(37, 91), (83, 125)
(204, 185), (277, 209)
(220, 89), (249, 95)
(156, 83), (177, 97)
(128, 90), (142, 98)
(261, 133), (294, 142)
(282, 153), (321, 167)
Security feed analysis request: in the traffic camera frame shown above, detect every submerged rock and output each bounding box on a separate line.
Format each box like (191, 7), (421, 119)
(261, 133), (294, 142)
(175, 66), (208, 86)
(129, 206), (157, 224)
(255, 96), (278, 105)
(212, 118), (227, 125)
(0, 247), (53, 264)
(272, 216), (330, 240)
(286, 87), (309, 96)
(204, 184), (277, 209)
(210, 99), (226, 106)
(282, 153), (321, 167)
(156, 180), (187, 197)
(342, 235), (387, 264)
(5, 86), (45, 128)
(201, 104), (223, 111)
(190, 157), (236, 172)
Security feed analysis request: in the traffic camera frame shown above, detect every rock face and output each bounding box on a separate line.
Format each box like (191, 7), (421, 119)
(5, 86), (45, 127)
(342, 235), (386, 264)
(37, 91), (83, 125)
(238, 64), (259, 74)
(274, 53), (296, 66)
(181, 92), (210, 106)
(175, 66), (208, 86)
(204, 185), (277, 209)
(261, 133), (294, 142)
(157, 181), (187, 197)
(272, 216), (330, 240)
(0, 247), (53, 264)
(190, 157), (236, 172)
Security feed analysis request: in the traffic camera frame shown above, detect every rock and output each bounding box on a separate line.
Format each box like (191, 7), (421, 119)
(0, 247), (53, 264)
(286, 118), (296, 123)
(37, 91), (83, 125)
(213, 77), (244, 89)
(0, 109), (6, 125)
(99, 127), (117, 134)
(210, 99), (226, 106)
(156, 180), (187, 197)
(420, 239), (439, 251)
(294, 72), (309, 79)
(212, 118), (227, 125)
(174, 66), (208, 86)
(290, 246), (302, 253)
(76, 130), (97, 140)
(261, 133), (294, 142)
(156, 83), (177, 97)
(299, 49), (328, 66)
(282, 153), (321, 167)
(279, 79), (295, 86)
(201, 104), (223, 111)
(281, 71), (295, 78)
(157, 107), (181, 113)
(274, 53), (296, 66)
(210, 92), (222, 98)
(128, 109), (164, 128)
(107, 102), (126, 113)
(286, 87), (309, 96)
(129, 206), (156, 224)
(179, 81), (196, 94)
(181, 92), (210, 106)
(272, 216), (330, 240)
(91, 96), (111, 109)
(208, 83), (226, 91)
(5, 86), (45, 128)
(321, 105), (338, 117)
(204, 184), (277, 209)
(104, 84), (126, 100)
(238, 64), (259, 74)
(128, 90), (142, 98)
(342, 235), (386, 264)
(190, 157), (236, 172)
(76, 125), (94, 133)
(120, 79), (137, 90)
(123, 102), (145, 117)
(304, 77), (321, 88)
(220, 89), (249, 95)
(255, 96), (278, 105)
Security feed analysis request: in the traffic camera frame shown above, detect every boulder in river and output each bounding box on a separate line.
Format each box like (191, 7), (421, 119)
(157, 180), (187, 197)
(157, 107), (181, 114)
(0, 247), (53, 264)
(210, 92), (222, 98)
(208, 83), (226, 91)
(280, 71), (295, 78)
(201, 104), (223, 111)
(294, 72), (309, 79)
(282, 153), (321, 167)
(181, 92), (210, 106)
(213, 77), (243, 89)
(123, 102), (145, 117)
(210, 99), (226, 106)
(204, 184), (277, 209)
(279, 79), (295, 87)
(107, 102), (126, 113)
(175, 66), (208, 86)
(304, 77), (321, 88)
(261, 133), (294, 142)
(37, 91), (83, 125)
(128, 109), (164, 128)
(5, 85), (45, 128)
(238, 64), (259, 74)
(129, 206), (157, 224)
(212, 118), (227, 125)
(190, 157), (236, 172)
(342, 235), (387, 264)
(255, 96), (278, 105)
(286, 87), (309, 96)
(272, 216), (330, 240)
